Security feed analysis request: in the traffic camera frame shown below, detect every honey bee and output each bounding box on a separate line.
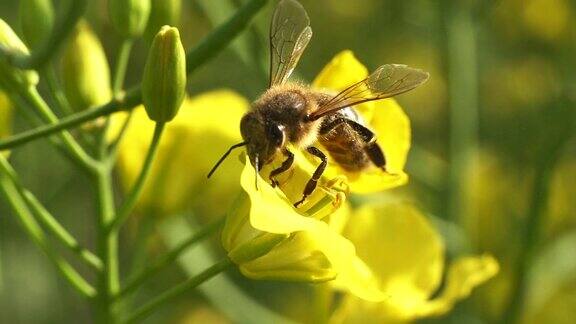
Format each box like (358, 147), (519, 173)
(208, 0), (429, 207)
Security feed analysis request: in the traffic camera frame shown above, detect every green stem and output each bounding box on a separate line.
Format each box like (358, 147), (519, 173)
(0, 0), (88, 70)
(112, 41), (134, 95)
(0, 71), (94, 169)
(43, 64), (74, 116)
(25, 189), (104, 271)
(0, 93), (135, 151)
(445, 2), (478, 223)
(0, 0), (268, 151)
(25, 87), (96, 170)
(0, 155), (102, 270)
(115, 217), (225, 300)
(94, 164), (120, 324)
(0, 163), (96, 298)
(122, 258), (233, 324)
(109, 123), (165, 231)
(107, 111), (134, 161)
(99, 39), (134, 165)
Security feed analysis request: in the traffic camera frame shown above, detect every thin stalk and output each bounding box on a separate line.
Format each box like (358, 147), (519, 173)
(24, 190), (104, 271)
(112, 41), (134, 95)
(25, 87), (96, 170)
(0, 0), (268, 151)
(94, 164), (120, 324)
(0, 167), (96, 298)
(445, 2), (478, 223)
(109, 123), (165, 231)
(107, 111), (134, 162)
(101, 39), (134, 164)
(0, 93), (134, 151)
(43, 65), (74, 116)
(0, 0), (88, 69)
(0, 155), (102, 270)
(115, 217), (225, 300)
(122, 258), (233, 324)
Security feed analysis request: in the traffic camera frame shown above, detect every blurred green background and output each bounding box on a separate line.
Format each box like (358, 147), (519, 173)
(1, 0), (576, 323)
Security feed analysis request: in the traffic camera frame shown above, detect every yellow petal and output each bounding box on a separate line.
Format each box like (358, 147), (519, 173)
(340, 98), (411, 193)
(413, 255), (499, 317)
(240, 159), (319, 234)
(333, 204), (499, 322)
(351, 204), (444, 305)
(312, 50), (374, 120)
(113, 90), (248, 217)
(311, 51), (411, 193)
(313, 50), (368, 90)
(240, 219), (384, 299)
(240, 231), (337, 282)
(262, 148), (347, 219)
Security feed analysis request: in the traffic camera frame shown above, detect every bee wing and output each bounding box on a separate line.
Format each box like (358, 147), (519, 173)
(269, 0), (313, 87)
(308, 64), (429, 120)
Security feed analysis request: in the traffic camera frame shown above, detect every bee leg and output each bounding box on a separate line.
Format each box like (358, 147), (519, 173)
(343, 120), (392, 173)
(269, 149), (294, 187)
(294, 147), (327, 207)
(321, 117), (390, 172)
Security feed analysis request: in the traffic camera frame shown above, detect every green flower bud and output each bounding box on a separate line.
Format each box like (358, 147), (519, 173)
(0, 19), (39, 88)
(61, 21), (112, 112)
(0, 91), (11, 140)
(0, 91), (12, 158)
(19, 0), (54, 49)
(144, 0), (181, 43)
(142, 26), (186, 123)
(108, 0), (151, 38)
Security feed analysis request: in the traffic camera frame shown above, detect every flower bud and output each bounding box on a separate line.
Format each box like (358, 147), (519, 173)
(0, 91), (11, 139)
(61, 21), (112, 112)
(142, 26), (186, 123)
(145, 0), (181, 43)
(108, 0), (151, 38)
(19, 0), (54, 49)
(0, 91), (12, 157)
(0, 19), (39, 88)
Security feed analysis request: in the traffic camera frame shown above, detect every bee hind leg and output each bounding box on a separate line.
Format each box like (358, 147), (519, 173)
(343, 119), (395, 174)
(294, 146), (327, 207)
(269, 148), (294, 187)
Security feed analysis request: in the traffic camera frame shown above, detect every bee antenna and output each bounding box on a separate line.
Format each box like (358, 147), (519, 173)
(254, 155), (259, 190)
(207, 142), (247, 178)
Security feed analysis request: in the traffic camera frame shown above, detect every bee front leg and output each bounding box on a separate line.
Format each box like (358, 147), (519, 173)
(294, 146), (327, 207)
(269, 149), (294, 187)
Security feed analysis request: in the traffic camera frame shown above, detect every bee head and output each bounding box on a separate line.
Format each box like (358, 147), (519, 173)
(240, 112), (286, 169)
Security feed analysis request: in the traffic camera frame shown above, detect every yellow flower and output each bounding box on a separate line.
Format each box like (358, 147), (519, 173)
(331, 203), (499, 323)
(312, 50), (411, 193)
(113, 90), (248, 218)
(222, 157), (385, 301)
